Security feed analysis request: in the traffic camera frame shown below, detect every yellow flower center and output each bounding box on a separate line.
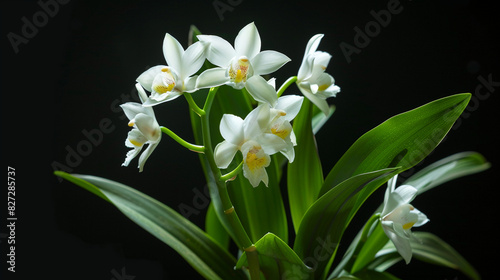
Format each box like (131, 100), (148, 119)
(246, 147), (267, 172)
(128, 138), (144, 147)
(402, 222), (416, 230)
(229, 57), (250, 84)
(153, 67), (176, 94)
(317, 84), (330, 91)
(271, 126), (290, 140)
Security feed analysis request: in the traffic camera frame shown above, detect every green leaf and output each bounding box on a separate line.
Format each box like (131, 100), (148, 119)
(374, 232), (481, 280)
(288, 98), (325, 231)
(352, 269), (401, 280)
(411, 232), (480, 280)
(403, 151), (490, 194)
(294, 167), (400, 280)
(205, 202), (230, 249)
(320, 93), (471, 197)
(312, 104), (335, 135)
(350, 222), (389, 274)
(54, 171), (245, 280)
(236, 233), (314, 280)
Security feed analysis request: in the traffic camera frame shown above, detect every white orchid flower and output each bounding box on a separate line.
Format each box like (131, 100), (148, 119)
(136, 33), (207, 106)
(120, 83), (162, 172)
(244, 75), (303, 162)
(214, 105), (287, 187)
(380, 174), (429, 264)
(195, 22), (290, 90)
(297, 34), (340, 115)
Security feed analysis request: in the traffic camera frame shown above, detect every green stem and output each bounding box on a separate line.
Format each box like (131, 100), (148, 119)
(201, 87), (260, 279)
(277, 76), (297, 97)
(160, 127), (205, 153)
(220, 161), (244, 182)
(184, 92), (205, 116)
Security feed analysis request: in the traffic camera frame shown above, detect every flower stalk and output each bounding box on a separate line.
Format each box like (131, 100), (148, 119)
(200, 87), (261, 279)
(160, 127), (205, 153)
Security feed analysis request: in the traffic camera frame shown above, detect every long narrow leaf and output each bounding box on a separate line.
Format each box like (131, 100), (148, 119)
(55, 171), (245, 280)
(288, 98), (325, 231)
(374, 232), (481, 280)
(403, 151), (490, 194)
(294, 168), (400, 279)
(320, 93), (471, 197)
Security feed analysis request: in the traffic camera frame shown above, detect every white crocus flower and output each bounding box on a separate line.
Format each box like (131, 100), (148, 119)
(120, 83), (162, 172)
(244, 75), (303, 162)
(214, 105), (287, 187)
(297, 34), (340, 115)
(195, 22), (291, 90)
(380, 175), (429, 264)
(136, 33), (207, 106)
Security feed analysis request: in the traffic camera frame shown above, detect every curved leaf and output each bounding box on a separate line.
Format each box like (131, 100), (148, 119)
(237, 233), (314, 280)
(294, 168), (400, 279)
(320, 93), (471, 197)
(374, 232), (481, 280)
(54, 171), (245, 280)
(403, 151), (490, 194)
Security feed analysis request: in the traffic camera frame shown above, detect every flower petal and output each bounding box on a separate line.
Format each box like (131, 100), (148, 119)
(197, 35), (236, 67)
(214, 141), (239, 169)
(251, 50), (291, 76)
(298, 83), (331, 116)
(382, 222), (413, 264)
(163, 33), (184, 70)
(303, 34), (324, 61)
(257, 133), (287, 155)
(134, 113), (161, 142)
(136, 65), (166, 91)
(135, 83), (149, 104)
(392, 185), (418, 205)
(234, 22), (261, 59)
(138, 141), (160, 172)
(181, 41), (207, 79)
(275, 95), (304, 121)
(120, 102), (146, 121)
(243, 104), (269, 138)
(195, 68), (228, 89)
(219, 114), (244, 145)
(245, 75), (278, 106)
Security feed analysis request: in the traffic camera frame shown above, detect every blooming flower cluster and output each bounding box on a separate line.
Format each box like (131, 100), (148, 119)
(120, 22), (340, 182)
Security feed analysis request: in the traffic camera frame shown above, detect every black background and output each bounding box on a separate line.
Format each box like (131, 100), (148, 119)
(2, 0), (499, 279)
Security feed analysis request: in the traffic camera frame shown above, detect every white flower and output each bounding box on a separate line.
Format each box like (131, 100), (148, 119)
(297, 34), (340, 115)
(380, 175), (429, 264)
(136, 33), (207, 106)
(214, 105), (287, 187)
(244, 75), (303, 162)
(195, 22), (290, 90)
(120, 83), (162, 172)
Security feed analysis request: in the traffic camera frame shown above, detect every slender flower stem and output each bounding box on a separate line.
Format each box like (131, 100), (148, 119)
(184, 92), (205, 116)
(220, 161), (244, 182)
(200, 87), (260, 279)
(277, 76), (297, 97)
(160, 127), (205, 153)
